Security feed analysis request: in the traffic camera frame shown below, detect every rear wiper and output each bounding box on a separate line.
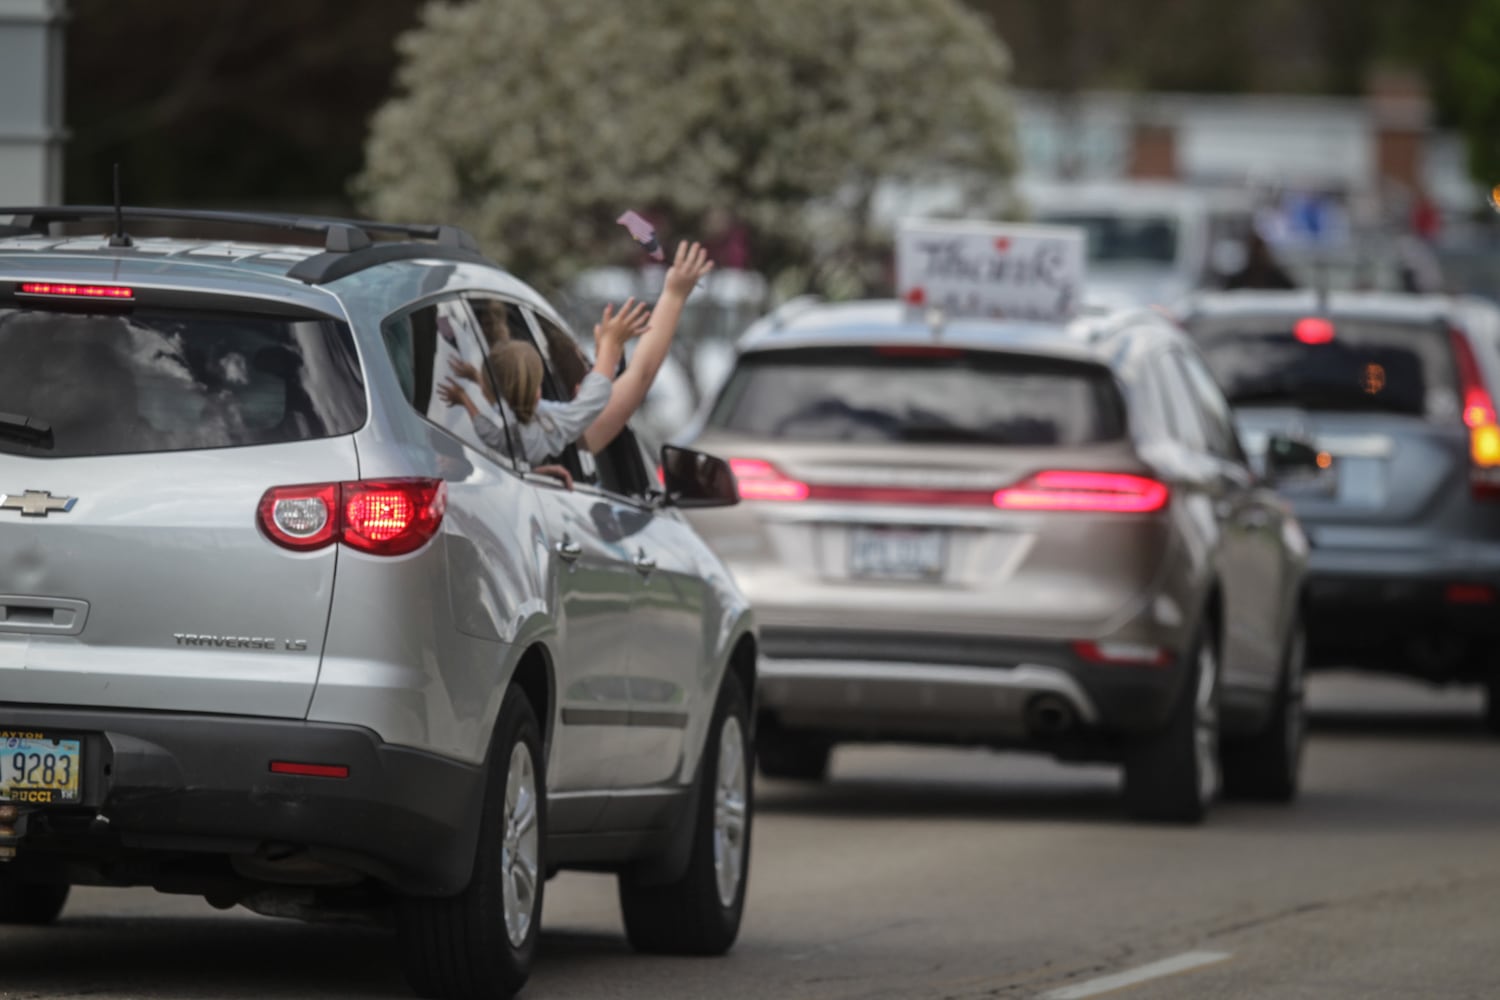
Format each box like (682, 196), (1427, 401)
(0, 411), (54, 449)
(898, 425), (1005, 444)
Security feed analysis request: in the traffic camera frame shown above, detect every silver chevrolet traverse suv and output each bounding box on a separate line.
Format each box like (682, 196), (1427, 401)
(0, 207), (757, 1000)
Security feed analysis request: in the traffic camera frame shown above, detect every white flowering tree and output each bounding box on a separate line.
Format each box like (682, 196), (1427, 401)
(357, 0), (1018, 298)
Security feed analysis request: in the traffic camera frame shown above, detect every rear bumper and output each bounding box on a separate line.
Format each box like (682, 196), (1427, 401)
(1304, 545), (1500, 674)
(758, 642), (1186, 742)
(0, 705), (484, 896)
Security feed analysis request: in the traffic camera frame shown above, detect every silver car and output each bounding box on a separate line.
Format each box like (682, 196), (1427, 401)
(0, 207), (756, 1000)
(682, 300), (1308, 823)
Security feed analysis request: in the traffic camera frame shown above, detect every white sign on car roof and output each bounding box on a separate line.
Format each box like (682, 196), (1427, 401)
(895, 219), (1086, 323)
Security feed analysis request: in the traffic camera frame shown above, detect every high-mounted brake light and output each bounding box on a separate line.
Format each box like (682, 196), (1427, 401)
(1293, 316), (1335, 345)
(270, 761), (350, 779)
(1449, 329), (1500, 500)
(257, 479), (446, 555)
(18, 282), (134, 300)
(993, 471), (1169, 513)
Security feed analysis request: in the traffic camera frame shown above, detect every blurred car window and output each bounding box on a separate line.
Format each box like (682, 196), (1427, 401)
(1146, 352), (1208, 450)
(707, 346), (1125, 446)
(0, 306), (365, 460)
(1173, 348), (1247, 462)
(381, 296), (522, 465)
(1036, 212), (1178, 266)
(1192, 316), (1460, 421)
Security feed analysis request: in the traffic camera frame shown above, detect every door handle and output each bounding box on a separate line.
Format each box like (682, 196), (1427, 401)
(555, 539), (582, 562)
(634, 551), (657, 574)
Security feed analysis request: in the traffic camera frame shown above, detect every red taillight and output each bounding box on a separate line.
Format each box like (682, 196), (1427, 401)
(258, 483), (339, 550)
(18, 282), (134, 300)
(1294, 316), (1335, 345)
(874, 345), (966, 358)
(257, 479), (446, 555)
(729, 459), (810, 502)
(993, 471), (1169, 513)
(1445, 583), (1496, 605)
(1073, 640), (1170, 667)
(270, 761), (349, 779)
(1450, 329), (1500, 500)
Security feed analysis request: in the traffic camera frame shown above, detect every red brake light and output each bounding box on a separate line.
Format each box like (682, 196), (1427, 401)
(19, 282), (134, 300)
(270, 761), (349, 779)
(258, 479), (446, 555)
(993, 471), (1169, 513)
(1444, 583), (1496, 605)
(729, 459), (810, 502)
(1449, 329), (1500, 501)
(874, 345), (966, 358)
(1293, 317), (1335, 345)
(343, 480), (446, 555)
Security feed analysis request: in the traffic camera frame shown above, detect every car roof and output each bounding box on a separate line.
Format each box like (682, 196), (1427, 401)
(735, 299), (1166, 366)
(1179, 290), (1455, 324)
(0, 232), (553, 320)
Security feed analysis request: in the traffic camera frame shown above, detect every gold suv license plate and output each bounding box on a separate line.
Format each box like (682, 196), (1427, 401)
(848, 527), (947, 581)
(0, 734), (83, 804)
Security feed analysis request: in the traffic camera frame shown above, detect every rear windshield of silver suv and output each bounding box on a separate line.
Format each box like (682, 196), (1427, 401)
(0, 304), (366, 458)
(707, 345), (1126, 446)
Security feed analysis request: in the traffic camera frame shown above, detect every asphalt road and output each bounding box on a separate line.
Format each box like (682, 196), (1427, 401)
(2, 671), (1497, 1000)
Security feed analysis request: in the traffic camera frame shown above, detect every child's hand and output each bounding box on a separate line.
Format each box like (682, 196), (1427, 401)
(437, 378), (473, 413)
(663, 241), (714, 298)
(533, 464), (575, 490)
(448, 356), (482, 384)
(593, 297), (652, 347)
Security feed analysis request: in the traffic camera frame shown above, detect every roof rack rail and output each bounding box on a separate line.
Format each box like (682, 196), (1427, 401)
(0, 205), (490, 286)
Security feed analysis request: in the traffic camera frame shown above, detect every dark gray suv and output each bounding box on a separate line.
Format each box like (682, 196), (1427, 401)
(1179, 291), (1500, 732)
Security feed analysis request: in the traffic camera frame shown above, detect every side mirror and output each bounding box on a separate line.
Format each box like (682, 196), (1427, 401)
(659, 444), (739, 508)
(1265, 433), (1323, 482)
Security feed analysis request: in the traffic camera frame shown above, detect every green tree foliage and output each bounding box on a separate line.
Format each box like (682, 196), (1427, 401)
(1440, 0), (1500, 186)
(357, 0), (1018, 295)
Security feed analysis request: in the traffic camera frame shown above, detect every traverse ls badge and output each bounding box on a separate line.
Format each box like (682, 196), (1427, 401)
(0, 490), (78, 517)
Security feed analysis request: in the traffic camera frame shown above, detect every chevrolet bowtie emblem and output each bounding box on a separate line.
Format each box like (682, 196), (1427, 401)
(0, 490), (77, 517)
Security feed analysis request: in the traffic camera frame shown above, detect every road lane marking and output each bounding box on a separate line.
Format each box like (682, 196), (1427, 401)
(1039, 950), (1233, 999)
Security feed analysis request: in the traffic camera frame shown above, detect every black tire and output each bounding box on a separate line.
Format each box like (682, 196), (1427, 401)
(618, 671), (752, 956)
(1122, 627), (1220, 824)
(1222, 621), (1306, 802)
(398, 686), (545, 1000)
(756, 728), (830, 782)
(0, 875), (68, 925)
(1485, 674), (1500, 737)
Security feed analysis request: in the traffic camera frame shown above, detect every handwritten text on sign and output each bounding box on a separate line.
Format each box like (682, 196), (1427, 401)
(895, 220), (1086, 323)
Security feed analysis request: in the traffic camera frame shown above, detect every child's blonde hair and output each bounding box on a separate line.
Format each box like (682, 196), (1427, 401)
(481, 340), (545, 424)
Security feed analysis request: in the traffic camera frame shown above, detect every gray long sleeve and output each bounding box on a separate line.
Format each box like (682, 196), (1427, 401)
(468, 371), (611, 464)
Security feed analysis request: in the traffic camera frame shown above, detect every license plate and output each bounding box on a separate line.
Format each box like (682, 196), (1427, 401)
(848, 527), (947, 581)
(0, 734), (82, 804)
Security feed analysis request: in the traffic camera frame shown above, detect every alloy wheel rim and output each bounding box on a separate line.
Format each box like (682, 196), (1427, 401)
(1194, 643), (1221, 804)
(501, 741), (539, 948)
(713, 715), (748, 908)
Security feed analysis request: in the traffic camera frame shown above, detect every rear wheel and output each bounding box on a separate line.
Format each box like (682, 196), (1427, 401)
(1222, 621), (1306, 802)
(1484, 674), (1500, 737)
(398, 686), (544, 1000)
(0, 874), (68, 925)
(618, 671), (752, 955)
(756, 727), (831, 782)
(1123, 629), (1220, 824)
